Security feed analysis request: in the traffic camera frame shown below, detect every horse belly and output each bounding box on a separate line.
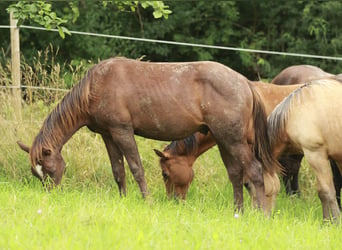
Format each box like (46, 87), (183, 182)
(129, 101), (205, 141)
(133, 114), (204, 141)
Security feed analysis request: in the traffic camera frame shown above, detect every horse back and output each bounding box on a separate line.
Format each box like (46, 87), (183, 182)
(271, 65), (334, 85)
(87, 58), (253, 141)
(269, 79), (342, 155)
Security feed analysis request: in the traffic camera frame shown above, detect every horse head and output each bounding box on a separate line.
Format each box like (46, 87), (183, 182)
(154, 149), (194, 199)
(17, 141), (66, 189)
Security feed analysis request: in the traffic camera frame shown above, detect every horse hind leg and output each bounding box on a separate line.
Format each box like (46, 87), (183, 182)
(304, 149), (340, 221)
(244, 157), (276, 216)
(102, 135), (126, 196)
(217, 142), (267, 215)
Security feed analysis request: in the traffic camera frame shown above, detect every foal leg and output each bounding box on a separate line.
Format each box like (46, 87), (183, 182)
(102, 135), (126, 196)
(109, 128), (148, 198)
(303, 149), (340, 221)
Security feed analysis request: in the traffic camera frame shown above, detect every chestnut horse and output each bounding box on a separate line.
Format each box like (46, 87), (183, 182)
(154, 81), (301, 201)
(17, 57), (280, 215)
(268, 79), (342, 221)
(272, 65), (342, 207)
(155, 65), (342, 208)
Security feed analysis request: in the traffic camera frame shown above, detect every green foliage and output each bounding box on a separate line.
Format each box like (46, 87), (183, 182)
(1, 1), (342, 80)
(6, 1), (171, 39)
(110, 1), (172, 19)
(7, 1), (71, 38)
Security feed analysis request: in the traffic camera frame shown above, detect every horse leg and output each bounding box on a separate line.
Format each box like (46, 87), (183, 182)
(331, 159), (342, 210)
(101, 135), (126, 196)
(243, 178), (257, 208)
(216, 143), (244, 213)
(244, 157), (273, 216)
(279, 155), (302, 196)
(218, 142), (266, 214)
(303, 149), (340, 221)
(109, 128), (148, 198)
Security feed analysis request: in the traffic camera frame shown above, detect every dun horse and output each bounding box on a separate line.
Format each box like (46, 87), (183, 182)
(17, 57), (280, 215)
(272, 65), (342, 207)
(155, 65), (342, 206)
(268, 79), (342, 221)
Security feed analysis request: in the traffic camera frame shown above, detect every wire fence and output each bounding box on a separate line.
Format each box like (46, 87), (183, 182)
(1, 24), (342, 93)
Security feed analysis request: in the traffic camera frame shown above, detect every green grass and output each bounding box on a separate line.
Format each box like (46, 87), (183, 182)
(1, 54), (341, 249)
(1, 94), (342, 250)
(1, 180), (341, 250)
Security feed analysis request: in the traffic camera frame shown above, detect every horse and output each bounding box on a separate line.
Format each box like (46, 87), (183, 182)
(271, 64), (342, 85)
(154, 81), (302, 201)
(268, 79), (342, 221)
(155, 65), (342, 208)
(17, 57), (281, 215)
(271, 65), (342, 208)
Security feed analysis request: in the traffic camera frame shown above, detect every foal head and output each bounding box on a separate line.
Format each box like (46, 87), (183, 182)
(17, 141), (66, 189)
(154, 149), (194, 199)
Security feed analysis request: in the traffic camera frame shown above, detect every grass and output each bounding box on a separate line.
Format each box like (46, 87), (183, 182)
(1, 94), (341, 250)
(1, 52), (341, 249)
(1, 179), (341, 250)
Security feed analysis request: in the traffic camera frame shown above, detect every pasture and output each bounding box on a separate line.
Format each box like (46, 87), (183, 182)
(0, 57), (341, 249)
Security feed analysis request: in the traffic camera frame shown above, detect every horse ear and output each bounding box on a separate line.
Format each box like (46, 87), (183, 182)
(42, 148), (51, 156)
(17, 141), (30, 153)
(153, 149), (169, 160)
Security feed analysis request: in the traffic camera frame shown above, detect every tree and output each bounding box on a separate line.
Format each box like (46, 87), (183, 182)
(6, 1), (171, 38)
(1, 0), (341, 80)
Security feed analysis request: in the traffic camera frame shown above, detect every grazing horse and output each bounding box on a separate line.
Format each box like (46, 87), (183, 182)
(155, 81), (301, 201)
(268, 79), (342, 221)
(272, 65), (342, 208)
(155, 65), (342, 209)
(17, 57), (280, 215)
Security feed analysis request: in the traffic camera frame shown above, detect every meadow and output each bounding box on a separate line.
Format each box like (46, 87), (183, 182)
(1, 51), (341, 249)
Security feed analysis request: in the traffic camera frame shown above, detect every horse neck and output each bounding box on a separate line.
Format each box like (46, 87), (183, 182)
(253, 82), (303, 116)
(193, 132), (216, 157)
(37, 113), (87, 152)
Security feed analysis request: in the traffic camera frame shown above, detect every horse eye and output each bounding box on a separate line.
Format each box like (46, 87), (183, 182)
(162, 171), (169, 180)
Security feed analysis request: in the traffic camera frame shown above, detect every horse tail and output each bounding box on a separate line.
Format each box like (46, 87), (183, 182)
(248, 82), (282, 197)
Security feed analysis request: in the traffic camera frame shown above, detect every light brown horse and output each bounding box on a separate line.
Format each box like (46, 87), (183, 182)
(17, 57), (280, 215)
(154, 81), (301, 201)
(268, 79), (342, 221)
(272, 65), (342, 207)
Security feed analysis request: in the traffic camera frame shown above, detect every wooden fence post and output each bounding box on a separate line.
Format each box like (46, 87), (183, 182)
(10, 11), (22, 121)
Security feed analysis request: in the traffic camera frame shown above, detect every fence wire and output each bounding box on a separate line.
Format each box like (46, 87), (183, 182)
(1, 24), (342, 92)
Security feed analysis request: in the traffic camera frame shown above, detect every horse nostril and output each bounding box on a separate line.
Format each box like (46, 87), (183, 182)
(162, 171), (169, 181)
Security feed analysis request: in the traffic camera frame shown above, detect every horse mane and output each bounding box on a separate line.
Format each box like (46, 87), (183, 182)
(164, 134), (198, 156)
(30, 69), (93, 166)
(267, 79), (339, 150)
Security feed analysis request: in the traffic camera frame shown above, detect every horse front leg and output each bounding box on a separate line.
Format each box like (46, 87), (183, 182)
(109, 128), (149, 199)
(102, 135), (126, 196)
